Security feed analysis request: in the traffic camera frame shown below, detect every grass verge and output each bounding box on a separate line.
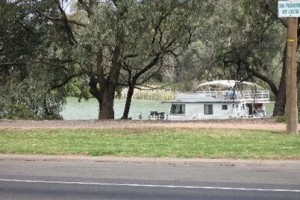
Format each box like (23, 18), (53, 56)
(0, 128), (299, 159)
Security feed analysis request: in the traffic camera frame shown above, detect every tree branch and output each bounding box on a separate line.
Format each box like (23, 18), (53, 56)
(264, 1), (288, 28)
(0, 62), (25, 67)
(56, 0), (77, 45)
(51, 72), (84, 90)
(36, 9), (86, 27)
(242, 61), (279, 95)
(78, 0), (95, 17)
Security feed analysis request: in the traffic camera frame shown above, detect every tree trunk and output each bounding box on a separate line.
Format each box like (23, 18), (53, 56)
(98, 38), (123, 119)
(121, 84), (135, 119)
(99, 86), (115, 119)
(87, 45), (119, 120)
(120, 54), (161, 120)
(273, 44), (287, 116)
(272, 80), (286, 116)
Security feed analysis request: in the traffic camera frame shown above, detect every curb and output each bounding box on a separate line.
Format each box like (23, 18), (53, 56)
(1, 154), (300, 166)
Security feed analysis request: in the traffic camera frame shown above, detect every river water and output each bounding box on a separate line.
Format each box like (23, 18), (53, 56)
(60, 97), (170, 120)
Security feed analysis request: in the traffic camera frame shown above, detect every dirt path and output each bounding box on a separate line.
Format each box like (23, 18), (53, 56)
(0, 118), (287, 132)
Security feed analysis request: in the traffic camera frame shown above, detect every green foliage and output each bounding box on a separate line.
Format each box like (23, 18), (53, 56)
(0, 0), (288, 119)
(0, 1), (76, 119)
(276, 115), (300, 123)
(177, 0), (284, 91)
(276, 116), (286, 123)
(2, 105), (35, 120)
(72, 0), (215, 118)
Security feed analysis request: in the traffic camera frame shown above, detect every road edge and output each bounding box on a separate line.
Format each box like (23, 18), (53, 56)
(1, 154), (299, 166)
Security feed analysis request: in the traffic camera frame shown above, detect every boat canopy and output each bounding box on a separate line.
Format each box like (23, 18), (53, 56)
(196, 80), (263, 91)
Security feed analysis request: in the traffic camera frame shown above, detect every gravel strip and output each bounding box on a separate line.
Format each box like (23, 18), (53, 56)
(0, 118), (286, 131)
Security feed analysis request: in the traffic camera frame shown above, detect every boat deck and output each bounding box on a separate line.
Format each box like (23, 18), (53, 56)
(196, 90), (269, 102)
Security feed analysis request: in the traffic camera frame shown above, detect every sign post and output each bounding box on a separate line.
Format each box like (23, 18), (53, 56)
(286, 17), (298, 134)
(278, 1), (299, 134)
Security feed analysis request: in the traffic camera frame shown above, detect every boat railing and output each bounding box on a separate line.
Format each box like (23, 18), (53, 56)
(196, 90), (269, 101)
(241, 90), (269, 101)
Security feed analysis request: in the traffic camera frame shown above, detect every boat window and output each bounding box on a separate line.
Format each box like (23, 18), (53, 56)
(222, 105), (228, 110)
(170, 104), (185, 114)
(204, 104), (213, 115)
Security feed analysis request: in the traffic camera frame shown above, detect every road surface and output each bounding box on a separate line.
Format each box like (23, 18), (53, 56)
(0, 156), (299, 200)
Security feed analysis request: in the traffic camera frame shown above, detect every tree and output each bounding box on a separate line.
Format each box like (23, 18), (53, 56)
(2, 0), (293, 120)
(118, 0), (213, 119)
(220, 0), (292, 117)
(76, 0), (213, 119)
(75, 1), (126, 119)
(178, 0), (288, 116)
(0, 0), (79, 119)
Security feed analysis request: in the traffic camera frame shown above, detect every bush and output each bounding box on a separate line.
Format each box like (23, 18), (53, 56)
(276, 115), (300, 123)
(276, 116), (286, 123)
(7, 105), (35, 120)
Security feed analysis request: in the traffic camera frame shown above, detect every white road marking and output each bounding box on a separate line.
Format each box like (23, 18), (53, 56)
(0, 178), (299, 193)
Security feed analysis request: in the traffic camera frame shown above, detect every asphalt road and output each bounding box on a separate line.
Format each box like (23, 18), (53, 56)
(0, 156), (299, 200)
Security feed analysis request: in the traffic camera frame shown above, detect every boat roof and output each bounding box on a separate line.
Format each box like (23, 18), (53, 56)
(196, 80), (263, 91)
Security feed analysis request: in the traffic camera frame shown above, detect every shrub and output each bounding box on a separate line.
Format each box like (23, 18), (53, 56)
(7, 105), (35, 120)
(276, 116), (286, 123)
(276, 115), (300, 123)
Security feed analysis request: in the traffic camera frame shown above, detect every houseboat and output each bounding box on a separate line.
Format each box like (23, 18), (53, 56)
(163, 80), (271, 120)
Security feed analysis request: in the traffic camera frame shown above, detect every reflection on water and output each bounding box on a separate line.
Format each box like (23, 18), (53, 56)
(60, 97), (169, 120)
